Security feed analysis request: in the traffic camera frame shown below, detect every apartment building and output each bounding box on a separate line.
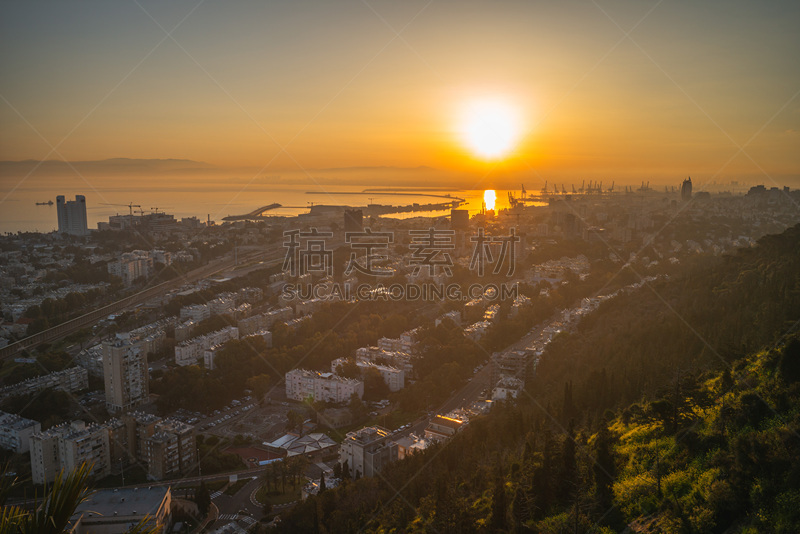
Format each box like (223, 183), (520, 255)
(107, 250), (154, 287)
(339, 426), (397, 479)
(285, 369), (364, 403)
(331, 358), (405, 392)
(121, 412), (196, 480)
(0, 366), (88, 400)
(103, 340), (149, 413)
(143, 419), (196, 480)
(0, 411), (41, 453)
(30, 421), (111, 485)
(179, 304), (210, 323)
(174, 326), (238, 366)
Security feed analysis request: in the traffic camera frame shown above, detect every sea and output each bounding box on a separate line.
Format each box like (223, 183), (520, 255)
(0, 182), (504, 234)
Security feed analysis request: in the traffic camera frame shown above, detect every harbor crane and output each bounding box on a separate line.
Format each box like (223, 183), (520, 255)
(100, 202), (141, 216)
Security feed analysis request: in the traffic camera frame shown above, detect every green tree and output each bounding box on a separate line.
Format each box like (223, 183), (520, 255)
(490, 466), (507, 531)
(195, 481), (211, 516)
(593, 422), (614, 511)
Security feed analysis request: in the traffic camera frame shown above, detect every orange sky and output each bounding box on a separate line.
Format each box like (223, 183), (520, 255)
(1, 1), (798, 189)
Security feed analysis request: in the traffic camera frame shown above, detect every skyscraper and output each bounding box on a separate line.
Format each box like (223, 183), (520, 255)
(102, 340), (149, 413)
(55, 195), (88, 235)
(680, 177), (693, 202)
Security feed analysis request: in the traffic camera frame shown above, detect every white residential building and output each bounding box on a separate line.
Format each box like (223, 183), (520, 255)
(354, 346), (413, 375)
(0, 366), (88, 400)
(107, 250), (154, 287)
(361, 361), (404, 392)
(152, 249), (172, 265)
(331, 358), (404, 392)
(0, 411), (41, 453)
(249, 329), (273, 348)
(377, 328), (418, 354)
(208, 296), (235, 317)
(262, 307), (293, 328)
(203, 344), (224, 371)
(435, 310), (462, 327)
(174, 343), (201, 367)
(179, 304), (209, 323)
(174, 320), (196, 342)
(285, 369), (364, 403)
(464, 321), (491, 341)
(174, 326), (239, 366)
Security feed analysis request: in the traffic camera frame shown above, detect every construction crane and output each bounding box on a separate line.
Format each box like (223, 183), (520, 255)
(150, 206), (171, 214)
(609, 181), (615, 193)
(100, 202), (141, 216)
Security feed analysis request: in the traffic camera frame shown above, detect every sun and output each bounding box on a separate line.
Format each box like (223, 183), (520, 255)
(484, 189), (496, 211)
(459, 99), (521, 159)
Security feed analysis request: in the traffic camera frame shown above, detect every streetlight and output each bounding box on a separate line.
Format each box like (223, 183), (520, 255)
(197, 447), (202, 478)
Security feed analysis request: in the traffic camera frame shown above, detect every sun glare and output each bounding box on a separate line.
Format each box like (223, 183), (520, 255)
(484, 189), (496, 211)
(460, 99), (521, 159)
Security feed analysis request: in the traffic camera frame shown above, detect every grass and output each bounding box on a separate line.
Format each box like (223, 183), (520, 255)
(255, 480), (303, 506)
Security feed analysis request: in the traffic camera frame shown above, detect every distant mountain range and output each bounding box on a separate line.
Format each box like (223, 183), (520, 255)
(0, 158), (216, 175)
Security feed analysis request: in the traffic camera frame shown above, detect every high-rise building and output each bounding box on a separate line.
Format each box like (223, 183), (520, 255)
(103, 340), (149, 413)
(30, 421), (111, 484)
(56, 195), (89, 236)
(144, 419), (196, 480)
(681, 177), (693, 201)
(120, 412), (197, 480)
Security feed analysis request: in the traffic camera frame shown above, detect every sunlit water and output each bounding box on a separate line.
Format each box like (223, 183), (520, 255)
(0, 182), (524, 234)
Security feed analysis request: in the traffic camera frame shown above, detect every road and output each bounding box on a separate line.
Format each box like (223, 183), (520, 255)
(391, 318), (553, 442)
(0, 246), (286, 360)
(207, 475), (263, 529)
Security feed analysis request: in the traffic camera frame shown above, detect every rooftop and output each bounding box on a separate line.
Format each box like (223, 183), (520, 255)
(73, 486), (169, 518)
(0, 411), (39, 430)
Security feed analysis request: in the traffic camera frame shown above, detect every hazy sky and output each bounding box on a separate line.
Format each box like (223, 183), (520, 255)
(1, 0), (798, 186)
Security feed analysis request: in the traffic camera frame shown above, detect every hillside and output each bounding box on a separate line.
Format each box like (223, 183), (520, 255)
(274, 224), (800, 533)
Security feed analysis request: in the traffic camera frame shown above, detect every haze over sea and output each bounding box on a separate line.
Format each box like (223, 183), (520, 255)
(0, 158), (776, 234)
(0, 165), (499, 234)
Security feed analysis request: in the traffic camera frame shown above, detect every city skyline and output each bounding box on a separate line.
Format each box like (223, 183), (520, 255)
(1, 0), (798, 193)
